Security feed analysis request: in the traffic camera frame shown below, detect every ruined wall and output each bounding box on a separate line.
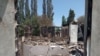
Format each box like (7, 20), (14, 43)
(91, 0), (100, 56)
(0, 0), (16, 56)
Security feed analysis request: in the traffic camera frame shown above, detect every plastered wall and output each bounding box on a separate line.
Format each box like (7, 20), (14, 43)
(0, 0), (16, 56)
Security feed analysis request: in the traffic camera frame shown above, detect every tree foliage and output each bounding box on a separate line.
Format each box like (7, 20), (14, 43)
(16, 0), (54, 37)
(47, 0), (54, 20)
(15, 25), (24, 38)
(62, 15), (67, 26)
(31, 0), (34, 17)
(16, 0), (25, 24)
(66, 9), (75, 26)
(17, 16), (40, 37)
(34, 0), (37, 16)
(43, 0), (46, 15)
(25, 0), (30, 19)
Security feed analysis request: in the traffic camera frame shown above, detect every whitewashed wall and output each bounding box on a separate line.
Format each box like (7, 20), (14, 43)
(69, 24), (78, 44)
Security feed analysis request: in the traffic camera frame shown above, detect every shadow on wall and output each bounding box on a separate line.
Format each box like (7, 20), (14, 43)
(0, 0), (8, 22)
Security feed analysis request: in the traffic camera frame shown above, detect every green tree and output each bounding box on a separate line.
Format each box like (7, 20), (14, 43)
(31, 0), (34, 17)
(47, 0), (54, 20)
(43, 0), (46, 16)
(33, 0), (37, 16)
(16, 25), (24, 38)
(22, 16), (40, 36)
(62, 15), (67, 26)
(20, 0), (24, 18)
(31, 0), (37, 18)
(16, 0), (25, 24)
(25, 0), (30, 19)
(31, 16), (40, 36)
(66, 9), (75, 26)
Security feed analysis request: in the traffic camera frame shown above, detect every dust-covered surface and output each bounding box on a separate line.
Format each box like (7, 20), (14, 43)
(23, 41), (69, 56)
(0, 0), (16, 56)
(15, 36), (84, 56)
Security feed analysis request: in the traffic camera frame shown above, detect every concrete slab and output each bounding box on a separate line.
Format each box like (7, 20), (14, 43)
(23, 44), (69, 56)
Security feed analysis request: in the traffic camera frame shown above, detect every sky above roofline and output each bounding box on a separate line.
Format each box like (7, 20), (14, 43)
(29, 0), (85, 26)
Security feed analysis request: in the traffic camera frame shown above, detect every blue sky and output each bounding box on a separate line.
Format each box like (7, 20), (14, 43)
(30, 0), (85, 26)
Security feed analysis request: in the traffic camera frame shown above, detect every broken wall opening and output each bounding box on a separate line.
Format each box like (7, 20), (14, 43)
(14, 0), (86, 56)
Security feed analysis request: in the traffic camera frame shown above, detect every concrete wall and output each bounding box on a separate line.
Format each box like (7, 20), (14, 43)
(91, 0), (100, 56)
(0, 0), (16, 56)
(69, 24), (78, 44)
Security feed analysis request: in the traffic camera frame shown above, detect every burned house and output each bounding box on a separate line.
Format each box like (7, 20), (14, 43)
(40, 26), (55, 37)
(61, 26), (69, 38)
